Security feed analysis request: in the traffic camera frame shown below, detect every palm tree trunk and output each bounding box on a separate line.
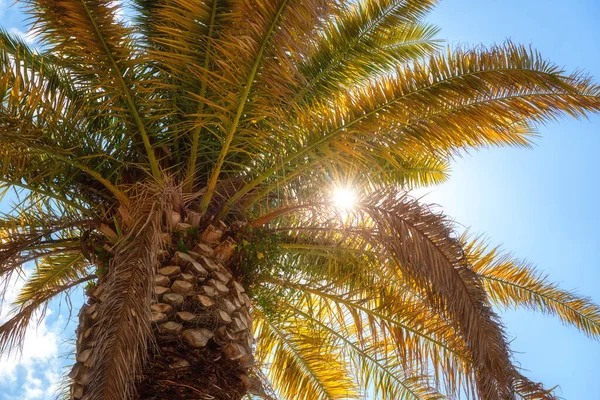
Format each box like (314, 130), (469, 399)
(70, 222), (260, 399)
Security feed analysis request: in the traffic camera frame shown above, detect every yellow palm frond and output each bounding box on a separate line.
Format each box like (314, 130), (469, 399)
(254, 307), (358, 400)
(0, 28), (131, 205)
(270, 276), (474, 396)
(0, 28), (79, 99)
(264, 288), (449, 400)
(221, 43), (600, 214)
(0, 255), (92, 356)
(25, 0), (160, 176)
(0, 194), (91, 358)
(0, 201), (88, 282)
(16, 253), (89, 306)
(199, 0), (317, 211)
(464, 236), (600, 338)
(131, 0), (224, 190)
(291, 0), (439, 103)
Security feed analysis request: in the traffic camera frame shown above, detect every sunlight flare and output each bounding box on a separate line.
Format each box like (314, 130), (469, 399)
(332, 187), (357, 210)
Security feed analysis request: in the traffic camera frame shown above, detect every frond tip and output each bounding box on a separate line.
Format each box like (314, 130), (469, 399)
(465, 237), (600, 339)
(1, 1), (600, 399)
(254, 307), (358, 400)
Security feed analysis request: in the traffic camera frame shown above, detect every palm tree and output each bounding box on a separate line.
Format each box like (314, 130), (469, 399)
(1, 0), (600, 399)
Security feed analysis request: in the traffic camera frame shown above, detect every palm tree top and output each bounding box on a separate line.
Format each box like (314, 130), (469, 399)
(1, 0), (600, 399)
(3, 0), (599, 214)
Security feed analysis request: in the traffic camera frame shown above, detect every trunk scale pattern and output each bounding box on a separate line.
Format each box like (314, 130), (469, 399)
(70, 219), (262, 399)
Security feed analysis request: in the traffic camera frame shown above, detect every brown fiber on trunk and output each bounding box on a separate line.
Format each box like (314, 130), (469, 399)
(70, 221), (261, 400)
(136, 336), (247, 399)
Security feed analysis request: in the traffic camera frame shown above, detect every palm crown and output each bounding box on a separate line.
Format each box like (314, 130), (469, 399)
(1, 0), (600, 399)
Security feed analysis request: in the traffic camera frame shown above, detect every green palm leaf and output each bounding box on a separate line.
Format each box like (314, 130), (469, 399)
(0, 1), (599, 398)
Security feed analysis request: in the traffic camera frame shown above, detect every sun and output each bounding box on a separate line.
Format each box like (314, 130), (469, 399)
(332, 186), (357, 210)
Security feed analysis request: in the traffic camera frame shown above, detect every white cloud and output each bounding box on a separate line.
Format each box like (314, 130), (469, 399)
(0, 313), (60, 378)
(8, 27), (38, 45)
(22, 367), (44, 400)
(0, 275), (63, 400)
(43, 369), (62, 399)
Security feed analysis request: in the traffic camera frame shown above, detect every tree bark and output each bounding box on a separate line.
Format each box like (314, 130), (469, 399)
(70, 224), (260, 399)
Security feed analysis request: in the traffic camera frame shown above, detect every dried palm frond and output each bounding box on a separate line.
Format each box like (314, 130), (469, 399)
(252, 188), (559, 399)
(85, 183), (176, 400)
(1, 1), (600, 398)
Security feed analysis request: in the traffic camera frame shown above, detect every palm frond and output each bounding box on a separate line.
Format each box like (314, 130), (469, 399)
(254, 307), (358, 400)
(355, 193), (516, 399)
(268, 276), (474, 396)
(512, 378), (558, 400)
(198, 0), (296, 212)
(220, 43), (600, 215)
(0, 178), (90, 215)
(85, 184), (172, 399)
(130, 0), (226, 191)
(16, 253), (89, 306)
(0, 199), (90, 290)
(0, 269), (93, 356)
(291, 0), (439, 103)
(0, 27), (79, 99)
(0, 30), (131, 206)
(24, 0), (160, 177)
(464, 237), (600, 339)
(271, 292), (448, 400)
(252, 220), (475, 396)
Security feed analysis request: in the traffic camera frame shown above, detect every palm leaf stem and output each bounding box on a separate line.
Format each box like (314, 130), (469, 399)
(77, 0), (161, 179)
(183, 0), (218, 193)
(51, 153), (129, 206)
(198, 0), (291, 214)
(24, 241), (81, 252)
(266, 279), (466, 358)
(279, 243), (377, 257)
(250, 202), (325, 227)
(283, 301), (435, 400)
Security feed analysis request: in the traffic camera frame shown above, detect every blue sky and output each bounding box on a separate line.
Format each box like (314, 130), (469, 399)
(1, 0), (599, 399)
(421, 1), (600, 398)
(0, 3), (83, 400)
